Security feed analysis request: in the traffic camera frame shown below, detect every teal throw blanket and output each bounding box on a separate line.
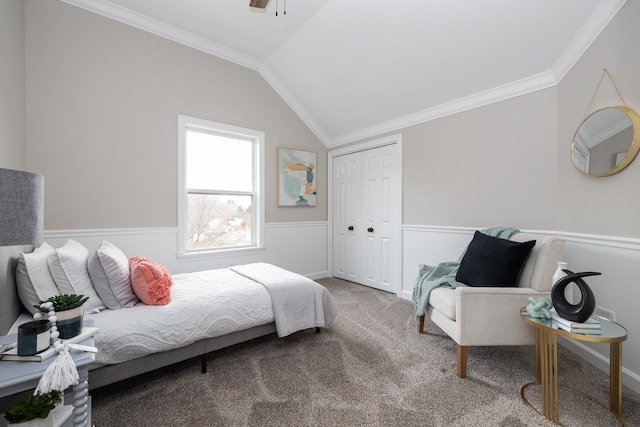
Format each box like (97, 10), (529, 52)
(412, 226), (520, 318)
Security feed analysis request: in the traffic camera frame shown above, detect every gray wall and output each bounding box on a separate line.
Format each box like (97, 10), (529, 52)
(558, 0), (640, 237)
(336, 87), (559, 230)
(401, 88), (558, 229)
(0, 0), (26, 170)
(18, 0), (640, 237)
(555, 2), (640, 384)
(24, 0), (327, 230)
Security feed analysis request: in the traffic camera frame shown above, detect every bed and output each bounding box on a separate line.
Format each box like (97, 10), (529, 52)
(0, 168), (337, 390)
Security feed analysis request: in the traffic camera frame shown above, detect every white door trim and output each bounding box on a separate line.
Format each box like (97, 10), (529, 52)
(328, 134), (403, 296)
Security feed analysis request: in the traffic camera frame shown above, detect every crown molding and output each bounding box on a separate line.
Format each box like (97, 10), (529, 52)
(62, 0), (628, 149)
(62, 0), (261, 70)
(258, 64), (331, 146)
(551, 0), (627, 83)
(327, 71), (556, 147)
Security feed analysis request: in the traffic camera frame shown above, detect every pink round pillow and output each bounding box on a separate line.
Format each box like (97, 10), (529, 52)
(129, 256), (173, 305)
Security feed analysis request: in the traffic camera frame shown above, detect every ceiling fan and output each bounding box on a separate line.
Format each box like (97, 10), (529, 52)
(250, 0), (286, 16)
(249, 0), (270, 8)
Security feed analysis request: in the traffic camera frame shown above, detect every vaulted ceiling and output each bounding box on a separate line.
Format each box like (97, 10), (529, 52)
(63, 0), (626, 147)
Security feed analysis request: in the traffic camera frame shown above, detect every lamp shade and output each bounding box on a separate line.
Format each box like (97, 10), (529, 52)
(0, 168), (44, 246)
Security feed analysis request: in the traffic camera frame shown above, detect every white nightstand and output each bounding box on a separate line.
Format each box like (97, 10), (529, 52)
(0, 332), (95, 427)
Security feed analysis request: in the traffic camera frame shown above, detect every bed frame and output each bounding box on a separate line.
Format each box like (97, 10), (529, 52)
(87, 323), (277, 389)
(0, 168), (278, 390)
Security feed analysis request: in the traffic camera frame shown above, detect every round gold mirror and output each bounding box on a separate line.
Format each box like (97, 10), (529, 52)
(571, 106), (640, 176)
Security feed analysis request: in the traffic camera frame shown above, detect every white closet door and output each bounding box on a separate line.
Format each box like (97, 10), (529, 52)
(332, 152), (362, 282)
(332, 144), (398, 293)
(361, 145), (396, 293)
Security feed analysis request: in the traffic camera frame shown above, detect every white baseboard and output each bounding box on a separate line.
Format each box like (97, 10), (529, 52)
(559, 337), (640, 395)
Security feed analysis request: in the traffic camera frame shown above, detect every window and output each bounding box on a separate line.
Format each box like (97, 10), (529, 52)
(178, 115), (264, 260)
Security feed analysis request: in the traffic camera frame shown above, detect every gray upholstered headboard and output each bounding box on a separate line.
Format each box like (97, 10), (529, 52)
(0, 245), (34, 335)
(0, 168), (44, 335)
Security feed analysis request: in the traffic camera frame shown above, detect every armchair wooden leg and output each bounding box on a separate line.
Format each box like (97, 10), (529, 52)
(417, 315), (425, 333)
(457, 345), (468, 378)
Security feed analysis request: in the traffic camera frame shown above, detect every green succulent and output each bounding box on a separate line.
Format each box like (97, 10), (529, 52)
(4, 391), (63, 423)
(35, 294), (88, 313)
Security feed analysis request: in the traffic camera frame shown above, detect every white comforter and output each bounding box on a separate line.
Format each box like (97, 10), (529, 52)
(86, 268), (274, 365)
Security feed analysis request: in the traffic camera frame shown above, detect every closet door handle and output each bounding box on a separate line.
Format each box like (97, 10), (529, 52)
(367, 227), (374, 233)
(348, 226), (354, 231)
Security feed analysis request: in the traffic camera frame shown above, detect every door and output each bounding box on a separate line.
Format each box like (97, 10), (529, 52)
(361, 145), (396, 292)
(332, 144), (398, 293)
(332, 152), (362, 283)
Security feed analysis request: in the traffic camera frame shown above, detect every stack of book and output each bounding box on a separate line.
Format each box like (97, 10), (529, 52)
(550, 311), (601, 335)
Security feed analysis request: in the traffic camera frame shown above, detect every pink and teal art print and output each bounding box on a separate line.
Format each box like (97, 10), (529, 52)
(277, 148), (317, 207)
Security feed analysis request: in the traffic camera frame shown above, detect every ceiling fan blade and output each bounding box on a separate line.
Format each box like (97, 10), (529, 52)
(249, 0), (270, 8)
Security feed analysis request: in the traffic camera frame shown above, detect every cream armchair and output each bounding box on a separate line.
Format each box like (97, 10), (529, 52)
(417, 232), (565, 378)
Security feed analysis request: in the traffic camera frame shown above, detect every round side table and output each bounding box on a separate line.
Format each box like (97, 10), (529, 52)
(520, 308), (627, 426)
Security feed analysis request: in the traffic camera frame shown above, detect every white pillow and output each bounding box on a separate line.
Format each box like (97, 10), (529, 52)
(47, 239), (105, 313)
(15, 243), (61, 315)
(88, 240), (139, 309)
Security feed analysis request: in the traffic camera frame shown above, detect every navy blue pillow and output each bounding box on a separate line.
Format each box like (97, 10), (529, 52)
(455, 231), (536, 287)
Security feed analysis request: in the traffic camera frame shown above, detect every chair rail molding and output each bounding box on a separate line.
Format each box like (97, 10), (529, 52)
(44, 221), (328, 279)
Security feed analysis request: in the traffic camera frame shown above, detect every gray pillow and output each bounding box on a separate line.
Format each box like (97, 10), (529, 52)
(88, 240), (139, 309)
(48, 239), (105, 313)
(15, 243), (61, 314)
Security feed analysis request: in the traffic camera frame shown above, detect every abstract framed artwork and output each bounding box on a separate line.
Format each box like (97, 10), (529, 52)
(277, 147), (317, 207)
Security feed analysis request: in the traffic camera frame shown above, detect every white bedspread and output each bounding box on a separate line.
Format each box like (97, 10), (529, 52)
(86, 268), (273, 365)
(230, 263), (338, 337)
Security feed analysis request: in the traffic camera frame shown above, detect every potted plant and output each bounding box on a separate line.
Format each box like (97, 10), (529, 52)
(4, 391), (63, 427)
(35, 294), (88, 339)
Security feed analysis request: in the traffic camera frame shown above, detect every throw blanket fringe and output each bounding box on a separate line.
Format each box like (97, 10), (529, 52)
(412, 227), (520, 318)
(230, 263), (338, 337)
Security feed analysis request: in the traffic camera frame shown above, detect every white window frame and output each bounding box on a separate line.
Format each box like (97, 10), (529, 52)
(177, 115), (265, 261)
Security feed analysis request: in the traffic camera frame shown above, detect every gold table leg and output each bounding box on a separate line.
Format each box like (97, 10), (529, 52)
(523, 331), (626, 426)
(538, 327), (559, 423)
(610, 342), (623, 417)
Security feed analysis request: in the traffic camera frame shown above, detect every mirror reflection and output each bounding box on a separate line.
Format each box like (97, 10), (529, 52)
(571, 106), (640, 176)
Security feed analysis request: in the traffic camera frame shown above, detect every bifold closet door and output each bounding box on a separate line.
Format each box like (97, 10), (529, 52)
(332, 151), (362, 283)
(332, 145), (397, 293)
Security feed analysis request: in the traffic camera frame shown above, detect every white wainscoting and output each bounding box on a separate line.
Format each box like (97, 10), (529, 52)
(44, 221), (329, 279)
(44, 222), (640, 393)
(402, 225), (640, 395)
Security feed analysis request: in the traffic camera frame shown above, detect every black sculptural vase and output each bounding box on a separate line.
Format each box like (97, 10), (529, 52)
(551, 269), (600, 323)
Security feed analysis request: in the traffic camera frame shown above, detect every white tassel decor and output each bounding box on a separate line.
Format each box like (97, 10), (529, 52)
(34, 346), (79, 394)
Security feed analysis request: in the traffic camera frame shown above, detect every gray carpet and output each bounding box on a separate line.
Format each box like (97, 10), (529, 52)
(91, 278), (640, 426)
